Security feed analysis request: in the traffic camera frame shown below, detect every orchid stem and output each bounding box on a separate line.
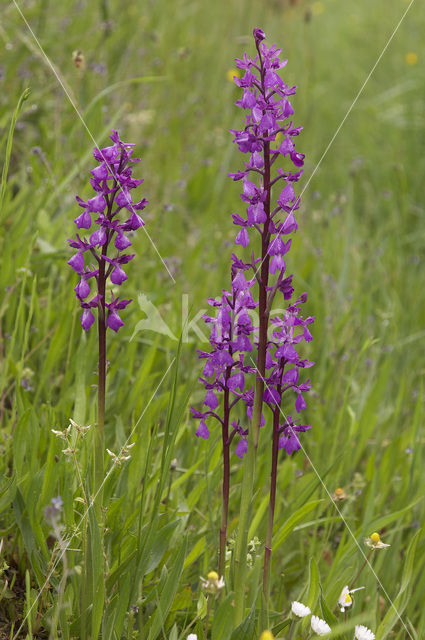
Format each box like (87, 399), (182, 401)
(263, 404), (280, 603)
(219, 386), (230, 578)
(94, 260), (106, 521)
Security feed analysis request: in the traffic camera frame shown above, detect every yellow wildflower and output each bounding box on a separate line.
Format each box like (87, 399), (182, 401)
(405, 52), (418, 66)
(333, 487), (347, 501)
(227, 69), (240, 83)
(365, 532), (390, 549)
(200, 571), (225, 594)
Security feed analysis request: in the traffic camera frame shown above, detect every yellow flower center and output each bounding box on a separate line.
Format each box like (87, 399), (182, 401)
(259, 631), (274, 640)
(207, 571), (219, 581)
(370, 532), (380, 543)
(335, 487), (344, 495)
(344, 593), (352, 604)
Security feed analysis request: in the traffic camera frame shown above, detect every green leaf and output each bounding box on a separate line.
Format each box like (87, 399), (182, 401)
(197, 592), (208, 620)
(320, 591), (339, 628)
(144, 520), (180, 575)
(229, 598), (256, 640)
(147, 537), (187, 640)
(273, 500), (324, 551)
(0, 88), (30, 220)
(183, 536), (206, 570)
(85, 507), (104, 640)
(211, 592), (235, 640)
(375, 528), (423, 640)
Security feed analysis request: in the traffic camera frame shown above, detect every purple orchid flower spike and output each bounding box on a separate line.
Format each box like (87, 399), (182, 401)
(67, 129), (147, 332)
(192, 29), (314, 612)
(227, 29), (315, 615)
(191, 268), (258, 576)
(66, 130), (148, 524)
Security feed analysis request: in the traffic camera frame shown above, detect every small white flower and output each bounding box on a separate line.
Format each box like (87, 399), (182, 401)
(291, 600), (311, 617)
(355, 624), (375, 640)
(107, 442), (135, 466)
(200, 571), (225, 595)
(51, 426), (71, 440)
(69, 418), (91, 435)
(187, 634), (198, 640)
(337, 584), (365, 612)
(310, 615), (331, 636)
(365, 532), (390, 549)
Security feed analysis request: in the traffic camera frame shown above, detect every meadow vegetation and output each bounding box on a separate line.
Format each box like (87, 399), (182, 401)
(0, 0), (424, 638)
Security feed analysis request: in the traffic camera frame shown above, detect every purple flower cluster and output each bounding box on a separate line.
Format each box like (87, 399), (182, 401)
(192, 266), (257, 456)
(263, 296), (314, 454)
(192, 28), (314, 456)
(67, 130), (147, 331)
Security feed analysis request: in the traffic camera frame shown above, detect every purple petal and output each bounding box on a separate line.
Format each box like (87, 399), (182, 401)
(235, 227), (250, 247)
(295, 393), (307, 413)
(110, 266), (128, 285)
(204, 389), (219, 410)
(235, 438), (248, 458)
(90, 228), (107, 247)
(196, 419), (210, 439)
(107, 310), (124, 332)
(74, 211), (92, 229)
(75, 279), (90, 299)
(81, 309), (95, 331)
(115, 233), (132, 251)
(87, 195), (107, 213)
(68, 252), (85, 273)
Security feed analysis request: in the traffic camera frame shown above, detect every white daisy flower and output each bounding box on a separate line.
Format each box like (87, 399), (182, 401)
(291, 600), (311, 617)
(355, 624), (375, 640)
(337, 584), (365, 612)
(365, 532), (390, 549)
(310, 615), (331, 635)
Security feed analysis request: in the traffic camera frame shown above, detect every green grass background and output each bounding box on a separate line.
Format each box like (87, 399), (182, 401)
(0, 0), (424, 638)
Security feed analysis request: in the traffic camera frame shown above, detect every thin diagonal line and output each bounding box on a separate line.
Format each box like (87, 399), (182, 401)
(249, 356), (414, 639)
(12, 358), (175, 640)
(11, 0), (176, 284)
(253, 0), (416, 281)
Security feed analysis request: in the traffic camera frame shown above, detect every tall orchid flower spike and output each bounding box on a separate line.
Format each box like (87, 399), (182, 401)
(229, 27), (314, 614)
(193, 28), (314, 615)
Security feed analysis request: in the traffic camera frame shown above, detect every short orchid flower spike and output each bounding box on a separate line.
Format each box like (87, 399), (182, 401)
(186, 635), (198, 640)
(337, 584), (365, 612)
(291, 600), (311, 617)
(355, 624), (375, 640)
(365, 532), (390, 549)
(67, 129), (148, 332)
(310, 615), (331, 636)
